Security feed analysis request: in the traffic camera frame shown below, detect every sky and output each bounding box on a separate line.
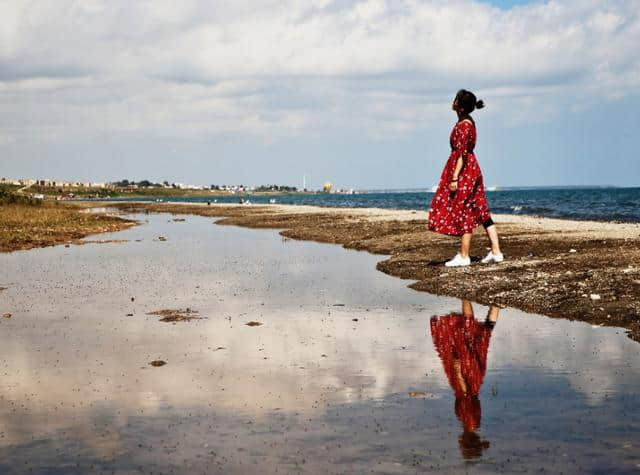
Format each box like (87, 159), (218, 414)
(0, 0), (639, 190)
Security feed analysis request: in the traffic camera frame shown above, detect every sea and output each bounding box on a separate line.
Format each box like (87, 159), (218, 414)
(104, 186), (640, 223)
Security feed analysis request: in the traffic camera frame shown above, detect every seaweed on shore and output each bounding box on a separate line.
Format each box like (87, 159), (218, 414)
(147, 308), (202, 323)
(0, 201), (136, 253)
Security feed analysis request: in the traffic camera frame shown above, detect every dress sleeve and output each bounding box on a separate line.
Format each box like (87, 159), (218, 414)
(453, 122), (474, 160)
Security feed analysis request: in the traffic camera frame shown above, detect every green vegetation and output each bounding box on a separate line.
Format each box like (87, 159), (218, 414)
(0, 185), (42, 206)
(28, 185), (118, 198)
(254, 185), (298, 192)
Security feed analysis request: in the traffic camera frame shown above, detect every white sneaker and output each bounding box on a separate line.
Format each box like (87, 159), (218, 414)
(481, 251), (504, 264)
(445, 253), (471, 267)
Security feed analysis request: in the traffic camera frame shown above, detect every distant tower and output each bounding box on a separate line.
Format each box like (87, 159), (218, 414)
(303, 174), (306, 191)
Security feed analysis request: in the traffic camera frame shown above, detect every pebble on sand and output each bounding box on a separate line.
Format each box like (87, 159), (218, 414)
(149, 360), (166, 367)
(590, 294), (601, 300)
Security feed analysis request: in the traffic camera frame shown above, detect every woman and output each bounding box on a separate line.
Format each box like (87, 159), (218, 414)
(428, 90), (503, 267)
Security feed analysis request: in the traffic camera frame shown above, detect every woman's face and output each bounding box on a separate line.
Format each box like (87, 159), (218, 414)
(452, 96), (460, 112)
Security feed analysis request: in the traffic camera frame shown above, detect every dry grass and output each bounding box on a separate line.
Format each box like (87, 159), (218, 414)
(0, 202), (136, 252)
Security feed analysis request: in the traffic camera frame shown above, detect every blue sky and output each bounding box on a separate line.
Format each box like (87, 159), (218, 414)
(1, 0), (639, 189)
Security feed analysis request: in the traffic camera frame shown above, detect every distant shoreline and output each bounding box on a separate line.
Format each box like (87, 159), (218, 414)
(65, 185), (640, 224)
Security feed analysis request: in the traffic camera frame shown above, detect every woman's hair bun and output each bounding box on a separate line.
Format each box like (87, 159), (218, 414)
(475, 99), (485, 110)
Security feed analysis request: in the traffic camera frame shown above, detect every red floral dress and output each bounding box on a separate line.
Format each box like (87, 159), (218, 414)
(430, 313), (494, 431)
(428, 120), (491, 236)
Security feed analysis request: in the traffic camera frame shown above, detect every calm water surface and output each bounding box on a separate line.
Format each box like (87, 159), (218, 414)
(0, 213), (639, 474)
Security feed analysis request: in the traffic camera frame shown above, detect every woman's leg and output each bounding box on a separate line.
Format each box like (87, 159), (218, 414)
(462, 299), (474, 316)
(486, 305), (500, 324)
(484, 225), (501, 255)
(460, 233), (472, 258)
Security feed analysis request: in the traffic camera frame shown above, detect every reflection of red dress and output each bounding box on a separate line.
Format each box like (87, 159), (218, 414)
(430, 313), (493, 431)
(428, 120), (491, 236)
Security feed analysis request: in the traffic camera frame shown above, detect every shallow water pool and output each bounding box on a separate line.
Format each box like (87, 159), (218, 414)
(0, 213), (638, 473)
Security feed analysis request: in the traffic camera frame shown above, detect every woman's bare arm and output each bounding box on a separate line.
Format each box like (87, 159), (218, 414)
(449, 155), (464, 191)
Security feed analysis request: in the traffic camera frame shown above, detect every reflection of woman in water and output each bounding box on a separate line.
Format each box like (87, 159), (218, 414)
(430, 300), (499, 459)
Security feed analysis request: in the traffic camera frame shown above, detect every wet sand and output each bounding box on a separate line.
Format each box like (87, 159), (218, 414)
(1, 211), (639, 474)
(91, 202), (640, 342)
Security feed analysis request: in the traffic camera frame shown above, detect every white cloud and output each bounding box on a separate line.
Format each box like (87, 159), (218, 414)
(0, 0), (638, 142)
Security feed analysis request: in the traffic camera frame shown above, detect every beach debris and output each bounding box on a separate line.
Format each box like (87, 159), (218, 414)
(149, 360), (166, 367)
(245, 321), (262, 327)
(569, 249), (577, 253)
(126, 313), (134, 317)
(623, 266), (636, 274)
(213, 346), (226, 351)
(527, 251), (536, 257)
(158, 236), (167, 241)
(352, 318), (359, 322)
(332, 303), (345, 307)
(65, 244), (70, 248)
(147, 308), (202, 323)
(590, 294), (601, 301)
(409, 391), (426, 398)
(80, 239), (130, 245)
(321, 354), (328, 358)
(0, 287), (6, 292)
(131, 297), (135, 302)
(173, 218), (186, 222)
(2, 313), (11, 319)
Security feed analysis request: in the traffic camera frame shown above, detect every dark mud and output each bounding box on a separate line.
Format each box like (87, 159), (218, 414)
(147, 308), (202, 323)
(87, 202), (640, 342)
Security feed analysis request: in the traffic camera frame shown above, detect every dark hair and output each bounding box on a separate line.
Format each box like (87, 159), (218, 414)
(455, 89), (484, 114)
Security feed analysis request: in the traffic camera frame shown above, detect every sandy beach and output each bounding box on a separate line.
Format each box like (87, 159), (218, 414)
(80, 201), (640, 343)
